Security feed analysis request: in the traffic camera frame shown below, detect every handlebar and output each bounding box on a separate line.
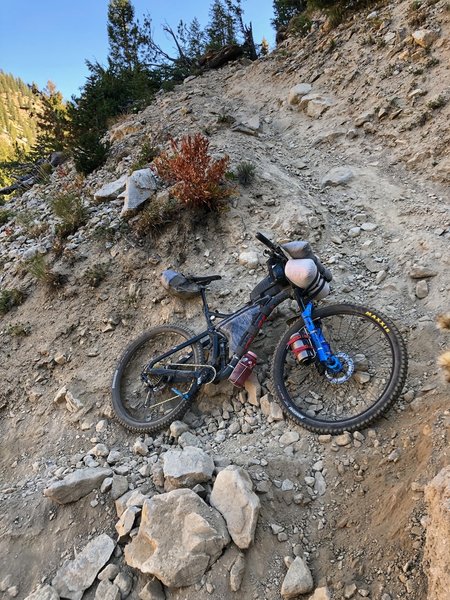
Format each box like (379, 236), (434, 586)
(255, 231), (281, 253)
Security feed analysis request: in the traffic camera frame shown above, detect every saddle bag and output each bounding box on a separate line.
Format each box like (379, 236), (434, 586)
(161, 270), (201, 298)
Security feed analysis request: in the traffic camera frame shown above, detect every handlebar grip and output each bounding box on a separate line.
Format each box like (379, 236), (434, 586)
(256, 231), (278, 251)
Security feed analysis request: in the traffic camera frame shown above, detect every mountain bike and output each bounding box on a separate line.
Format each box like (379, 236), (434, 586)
(111, 232), (407, 435)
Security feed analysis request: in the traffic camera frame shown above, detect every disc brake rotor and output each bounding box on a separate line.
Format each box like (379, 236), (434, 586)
(324, 352), (354, 384)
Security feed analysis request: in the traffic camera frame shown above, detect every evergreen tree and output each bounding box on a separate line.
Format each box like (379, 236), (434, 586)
(31, 81), (69, 157)
(206, 0), (238, 51)
(107, 0), (142, 72)
(272, 0), (307, 31)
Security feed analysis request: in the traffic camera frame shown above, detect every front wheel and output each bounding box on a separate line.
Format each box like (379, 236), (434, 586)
(271, 304), (408, 434)
(111, 324), (204, 433)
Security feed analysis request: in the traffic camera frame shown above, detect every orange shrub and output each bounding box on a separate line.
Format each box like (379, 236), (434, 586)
(153, 133), (232, 207)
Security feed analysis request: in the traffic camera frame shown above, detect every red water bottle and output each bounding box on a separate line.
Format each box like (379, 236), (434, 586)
(228, 351), (257, 388)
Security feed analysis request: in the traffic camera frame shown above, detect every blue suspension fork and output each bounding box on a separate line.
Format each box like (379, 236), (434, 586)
(301, 302), (343, 374)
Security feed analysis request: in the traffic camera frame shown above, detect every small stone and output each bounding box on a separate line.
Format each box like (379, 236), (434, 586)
(361, 222), (377, 232)
(169, 421), (189, 438)
(335, 432), (352, 446)
(281, 557), (314, 598)
(44, 468), (112, 504)
(112, 475), (130, 502)
(116, 506), (141, 539)
(52, 534), (115, 600)
(344, 583), (357, 598)
(282, 479), (294, 491)
(228, 421), (241, 435)
(409, 264), (437, 279)
(376, 270), (387, 284)
(412, 29), (438, 48)
(348, 227), (361, 238)
(279, 431), (300, 446)
(415, 280), (429, 299)
(133, 440), (148, 456)
(230, 553), (246, 592)
(270, 403), (284, 421)
(239, 251), (259, 268)
(113, 572), (133, 598)
(98, 564), (120, 581)
(95, 580), (121, 600)
(321, 166), (353, 187)
(244, 372), (261, 406)
(178, 431), (202, 448)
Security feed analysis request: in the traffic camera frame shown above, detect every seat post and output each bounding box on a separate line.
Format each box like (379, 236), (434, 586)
(200, 287), (214, 327)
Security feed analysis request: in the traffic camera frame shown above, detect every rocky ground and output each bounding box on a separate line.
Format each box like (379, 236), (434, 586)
(0, 1), (449, 599)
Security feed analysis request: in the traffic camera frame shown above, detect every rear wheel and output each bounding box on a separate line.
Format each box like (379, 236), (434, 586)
(111, 324), (204, 433)
(271, 304), (407, 434)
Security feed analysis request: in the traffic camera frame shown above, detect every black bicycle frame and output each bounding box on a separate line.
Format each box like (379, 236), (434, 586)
(144, 286), (291, 386)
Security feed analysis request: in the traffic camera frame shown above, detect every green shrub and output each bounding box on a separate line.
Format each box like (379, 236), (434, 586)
(0, 209), (13, 226)
(50, 193), (88, 238)
(27, 254), (66, 290)
(0, 288), (25, 315)
(427, 95), (447, 110)
(7, 323), (31, 336)
(83, 263), (109, 287)
(235, 162), (256, 186)
(132, 195), (181, 237)
(130, 141), (161, 172)
(288, 13), (313, 35)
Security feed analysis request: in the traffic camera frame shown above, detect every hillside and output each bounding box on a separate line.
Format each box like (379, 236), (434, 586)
(0, 72), (40, 176)
(0, 1), (449, 600)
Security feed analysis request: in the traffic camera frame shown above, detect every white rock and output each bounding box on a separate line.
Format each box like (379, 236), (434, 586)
(239, 251), (259, 268)
(52, 534), (115, 600)
(44, 467), (112, 504)
(94, 175), (127, 202)
(125, 489), (229, 588)
(288, 83), (313, 106)
(210, 465), (260, 549)
(412, 29), (438, 48)
(321, 167), (354, 187)
(281, 557), (314, 598)
(162, 446), (214, 490)
(121, 169), (157, 215)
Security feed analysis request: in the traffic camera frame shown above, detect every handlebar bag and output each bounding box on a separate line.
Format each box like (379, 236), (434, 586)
(284, 258), (330, 300)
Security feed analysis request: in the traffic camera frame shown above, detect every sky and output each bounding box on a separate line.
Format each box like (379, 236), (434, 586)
(0, 0), (275, 100)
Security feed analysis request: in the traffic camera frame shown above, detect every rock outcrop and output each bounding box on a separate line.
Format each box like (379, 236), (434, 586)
(423, 466), (450, 600)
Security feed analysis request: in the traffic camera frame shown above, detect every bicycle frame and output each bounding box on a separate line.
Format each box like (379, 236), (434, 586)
(143, 284), (343, 398)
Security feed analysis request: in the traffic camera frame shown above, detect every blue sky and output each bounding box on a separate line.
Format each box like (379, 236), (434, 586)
(0, 0), (275, 100)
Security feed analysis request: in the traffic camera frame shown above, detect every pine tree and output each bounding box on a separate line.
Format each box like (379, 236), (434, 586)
(107, 0), (142, 72)
(272, 0), (307, 31)
(206, 0), (237, 51)
(31, 81), (69, 157)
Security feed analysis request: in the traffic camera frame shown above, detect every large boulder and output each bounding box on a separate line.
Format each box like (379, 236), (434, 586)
(321, 166), (354, 188)
(423, 466), (450, 600)
(210, 465), (260, 549)
(43, 467), (112, 504)
(52, 534), (115, 600)
(125, 489), (230, 588)
(162, 446), (214, 491)
(121, 169), (157, 215)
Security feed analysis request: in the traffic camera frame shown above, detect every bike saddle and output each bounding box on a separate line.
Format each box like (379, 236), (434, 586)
(188, 274), (222, 284)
